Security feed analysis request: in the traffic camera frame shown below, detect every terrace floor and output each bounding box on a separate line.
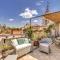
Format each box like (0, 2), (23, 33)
(18, 43), (60, 60)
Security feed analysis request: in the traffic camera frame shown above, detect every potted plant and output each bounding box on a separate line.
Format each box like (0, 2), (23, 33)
(32, 33), (39, 46)
(25, 27), (39, 46)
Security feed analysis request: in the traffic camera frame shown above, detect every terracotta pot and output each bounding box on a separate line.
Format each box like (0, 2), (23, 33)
(33, 40), (39, 46)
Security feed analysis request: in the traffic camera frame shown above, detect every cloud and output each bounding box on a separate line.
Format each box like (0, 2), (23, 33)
(33, 20), (38, 22)
(19, 8), (38, 18)
(36, 1), (44, 6)
(9, 19), (14, 22)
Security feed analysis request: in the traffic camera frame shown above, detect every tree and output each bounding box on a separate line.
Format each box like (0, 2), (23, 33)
(44, 24), (55, 37)
(26, 27), (33, 39)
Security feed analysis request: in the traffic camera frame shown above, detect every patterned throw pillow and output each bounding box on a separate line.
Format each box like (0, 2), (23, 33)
(17, 38), (31, 45)
(17, 38), (25, 45)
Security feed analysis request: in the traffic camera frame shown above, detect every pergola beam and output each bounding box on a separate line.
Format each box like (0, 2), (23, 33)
(31, 11), (60, 23)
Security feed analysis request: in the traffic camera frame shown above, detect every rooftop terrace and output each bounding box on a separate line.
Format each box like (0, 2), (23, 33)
(18, 43), (60, 60)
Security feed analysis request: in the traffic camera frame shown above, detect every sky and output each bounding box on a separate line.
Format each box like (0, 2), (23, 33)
(0, 0), (60, 28)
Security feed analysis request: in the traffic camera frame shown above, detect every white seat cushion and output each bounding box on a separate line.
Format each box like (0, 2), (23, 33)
(40, 43), (49, 47)
(15, 43), (31, 50)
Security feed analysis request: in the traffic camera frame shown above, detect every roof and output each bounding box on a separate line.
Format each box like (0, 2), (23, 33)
(43, 11), (60, 23)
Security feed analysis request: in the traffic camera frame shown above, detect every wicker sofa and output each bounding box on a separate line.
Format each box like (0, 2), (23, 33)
(11, 38), (32, 57)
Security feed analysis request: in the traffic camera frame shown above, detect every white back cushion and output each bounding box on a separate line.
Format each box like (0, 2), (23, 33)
(41, 38), (52, 44)
(24, 38), (29, 43)
(11, 39), (18, 47)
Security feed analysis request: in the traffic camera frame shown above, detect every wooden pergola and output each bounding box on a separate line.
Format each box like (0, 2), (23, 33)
(43, 11), (60, 23)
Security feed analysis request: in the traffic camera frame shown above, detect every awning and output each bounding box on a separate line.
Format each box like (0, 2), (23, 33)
(43, 11), (60, 23)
